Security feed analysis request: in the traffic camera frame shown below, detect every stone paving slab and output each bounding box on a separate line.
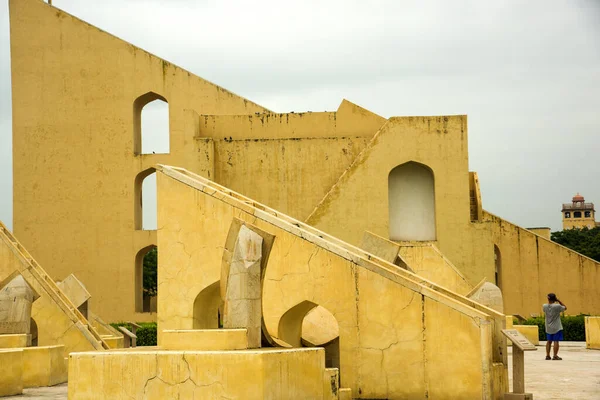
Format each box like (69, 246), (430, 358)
(3, 384), (67, 399)
(508, 341), (600, 399)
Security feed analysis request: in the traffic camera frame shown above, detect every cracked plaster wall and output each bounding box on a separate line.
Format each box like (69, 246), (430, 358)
(398, 243), (472, 296)
(305, 115), (600, 316)
(68, 348), (328, 399)
(213, 136), (370, 220)
(10, 0), (267, 323)
(156, 171), (502, 399)
(484, 211), (600, 316)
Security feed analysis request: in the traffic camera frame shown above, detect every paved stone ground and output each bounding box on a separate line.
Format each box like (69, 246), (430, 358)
(4, 343), (599, 399)
(508, 341), (600, 399)
(5, 384), (67, 399)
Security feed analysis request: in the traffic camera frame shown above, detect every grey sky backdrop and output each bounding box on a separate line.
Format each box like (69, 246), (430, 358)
(1, 0), (599, 232)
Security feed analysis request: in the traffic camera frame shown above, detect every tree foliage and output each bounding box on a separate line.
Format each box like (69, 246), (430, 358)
(551, 226), (600, 262)
(143, 247), (157, 297)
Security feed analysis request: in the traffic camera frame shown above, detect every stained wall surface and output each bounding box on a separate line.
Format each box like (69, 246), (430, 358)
(585, 317), (600, 350)
(10, 0), (599, 325)
(10, 0), (385, 322)
(156, 167), (507, 399)
(483, 212), (600, 316)
(68, 348), (333, 400)
(305, 116), (492, 285)
(306, 117), (600, 316)
(397, 242), (472, 296)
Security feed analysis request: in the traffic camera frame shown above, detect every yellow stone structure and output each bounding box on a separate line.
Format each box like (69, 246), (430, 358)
(0, 221), (108, 355)
(66, 165), (508, 399)
(5, 1), (600, 398)
(562, 193), (598, 230)
(585, 316), (600, 350)
(0, 348), (23, 396)
(22, 345), (68, 388)
(8, 0), (600, 325)
(526, 227), (551, 240)
(0, 333), (29, 348)
(512, 325), (540, 346)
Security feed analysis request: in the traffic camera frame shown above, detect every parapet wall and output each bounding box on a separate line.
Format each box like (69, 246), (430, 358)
(483, 211), (600, 316)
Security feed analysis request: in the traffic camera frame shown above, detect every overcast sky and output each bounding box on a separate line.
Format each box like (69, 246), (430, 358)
(1, 0), (599, 232)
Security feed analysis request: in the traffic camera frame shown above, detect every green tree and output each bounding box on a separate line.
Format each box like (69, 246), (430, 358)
(143, 247), (157, 297)
(551, 226), (600, 262)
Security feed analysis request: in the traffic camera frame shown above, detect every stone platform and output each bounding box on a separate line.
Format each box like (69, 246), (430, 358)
(507, 341), (600, 400)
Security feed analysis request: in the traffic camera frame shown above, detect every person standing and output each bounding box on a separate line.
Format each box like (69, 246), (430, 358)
(543, 293), (567, 360)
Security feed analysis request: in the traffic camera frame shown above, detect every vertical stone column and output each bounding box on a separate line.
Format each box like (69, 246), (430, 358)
(223, 225), (263, 348)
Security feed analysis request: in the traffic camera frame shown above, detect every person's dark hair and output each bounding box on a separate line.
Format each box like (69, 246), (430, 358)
(547, 293), (557, 302)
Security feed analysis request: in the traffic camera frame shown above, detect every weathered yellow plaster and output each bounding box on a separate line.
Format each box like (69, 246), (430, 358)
(155, 166), (507, 399)
(397, 241), (473, 295)
(100, 335), (124, 349)
(0, 348), (23, 396)
(0, 333), (29, 348)
(0, 222), (107, 355)
(485, 211), (600, 316)
(22, 345), (68, 388)
(68, 348), (335, 399)
(585, 316), (600, 350)
(9, 0), (599, 326)
(160, 329), (248, 351)
(513, 325), (540, 346)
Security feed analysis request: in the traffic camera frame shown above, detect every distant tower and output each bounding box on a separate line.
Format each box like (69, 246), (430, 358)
(562, 193), (597, 230)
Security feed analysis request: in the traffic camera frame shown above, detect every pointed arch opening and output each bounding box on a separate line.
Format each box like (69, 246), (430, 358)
(193, 281), (221, 329)
(388, 161), (436, 241)
(133, 92), (170, 155)
(134, 168), (157, 231)
(135, 245), (157, 313)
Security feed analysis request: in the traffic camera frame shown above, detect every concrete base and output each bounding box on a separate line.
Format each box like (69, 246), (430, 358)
(23, 345), (68, 388)
(504, 393), (533, 400)
(0, 333), (30, 348)
(68, 347), (339, 399)
(0, 349), (23, 396)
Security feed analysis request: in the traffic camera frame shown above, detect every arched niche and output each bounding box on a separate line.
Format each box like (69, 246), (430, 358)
(388, 161), (436, 241)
